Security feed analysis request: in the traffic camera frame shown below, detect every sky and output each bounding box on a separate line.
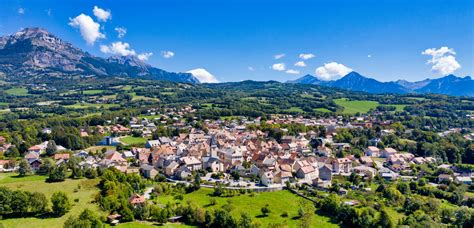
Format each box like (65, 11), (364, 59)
(0, 0), (472, 83)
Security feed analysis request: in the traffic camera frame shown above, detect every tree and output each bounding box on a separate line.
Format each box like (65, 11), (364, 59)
(193, 174), (201, 190)
(261, 204), (270, 216)
(48, 165), (67, 182)
(51, 191), (71, 216)
(378, 209), (394, 228)
(46, 140), (57, 156)
(28, 192), (48, 214)
(5, 147), (20, 158)
(239, 212), (253, 228)
(298, 199), (314, 228)
(18, 159), (31, 177)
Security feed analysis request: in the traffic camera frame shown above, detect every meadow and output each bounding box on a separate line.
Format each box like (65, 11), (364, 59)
(4, 87), (29, 96)
(334, 98), (379, 114)
(0, 173), (103, 228)
(156, 188), (338, 227)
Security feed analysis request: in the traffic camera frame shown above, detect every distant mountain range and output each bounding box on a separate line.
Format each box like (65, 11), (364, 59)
(0, 28), (199, 83)
(287, 72), (474, 96)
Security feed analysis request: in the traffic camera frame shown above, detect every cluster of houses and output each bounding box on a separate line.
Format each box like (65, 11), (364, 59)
(0, 108), (473, 189)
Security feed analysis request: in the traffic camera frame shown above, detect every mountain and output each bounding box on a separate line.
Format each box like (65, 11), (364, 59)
(328, 72), (408, 94)
(288, 72), (474, 96)
(286, 74), (323, 84)
(414, 75), (474, 96)
(0, 27), (199, 84)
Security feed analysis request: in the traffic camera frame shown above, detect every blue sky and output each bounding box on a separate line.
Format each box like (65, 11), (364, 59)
(0, 0), (472, 82)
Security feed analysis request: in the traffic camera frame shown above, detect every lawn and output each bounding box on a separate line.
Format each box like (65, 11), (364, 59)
(128, 92), (159, 101)
(4, 87), (29, 96)
(120, 136), (147, 145)
(0, 172), (47, 184)
(334, 98), (379, 114)
(156, 188), (338, 228)
(84, 145), (116, 153)
(0, 174), (103, 228)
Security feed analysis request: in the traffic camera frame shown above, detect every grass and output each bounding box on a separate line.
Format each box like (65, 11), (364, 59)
(4, 87), (29, 96)
(285, 107), (304, 113)
(334, 98), (379, 114)
(83, 89), (104, 95)
(120, 136), (147, 145)
(128, 92), (159, 101)
(115, 222), (194, 227)
(156, 188), (338, 228)
(0, 173), (47, 184)
(0, 174), (103, 228)
(65, 102), (119, 109)
(314, 108), (332, 113)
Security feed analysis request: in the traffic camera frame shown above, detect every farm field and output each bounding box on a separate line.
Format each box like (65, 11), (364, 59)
(334, 98), (379, 114)
(65, 102), (119, 109)
(83, 89), (104, 95)
(156, 188), (338, 228)
(0, 173), (103, 228)
(4, 87), (29, 96)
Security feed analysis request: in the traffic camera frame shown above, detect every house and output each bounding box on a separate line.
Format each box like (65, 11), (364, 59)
(175, 166), (192, 180)
(25, 152), (40, 163)
(438, 174), (453, 183)
(146, 140), (161, 148)
(140, 164), (159, 179)
(381, 148), (397, 158)
(333, 158), (352, 173)
(317, 146), (332, 157)
(319, 164), (332, 181)
(455, 176), (472, 185)
(261, 171), (274, 186)
(364, 146), (380, 157)
(295, 165), (318, 182)
(274, 171), (292, 185)
(54, 153), (70, 161)
(29, 159), (42, 171)
(202, 157), (224, 172)
(164, 161), (179, 176)
(128, 194), (146, 206)
(179, 156), (202, 171)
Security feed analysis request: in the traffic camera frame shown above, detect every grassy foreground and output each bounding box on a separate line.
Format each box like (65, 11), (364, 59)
(0, 173), (103, 228)
(156, 188), (338, 227)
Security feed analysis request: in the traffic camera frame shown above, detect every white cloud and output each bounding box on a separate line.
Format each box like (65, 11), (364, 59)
(315, 62), (353, 80)
(187, 68), (219, 83)
(367, 54), (372, 58)
(271, 63), (286, 71)
(18, 7), (25, 15)
(422, 46), (461, 75)
(93, 6), (111, 22)
(115, 27), (127, 38)
(248, 66), (255, 71)
(294, 61), (306, 67)
(100, 41), (136, 56)
(286, 69), (300, 74)
(69, 14), (105, 45)
(299, 53), (315, 60)
(161, 51), (175, 58)
(274, 53), (285, 59)
(137, 52), (153, 61)
(46, 9), (52, 16)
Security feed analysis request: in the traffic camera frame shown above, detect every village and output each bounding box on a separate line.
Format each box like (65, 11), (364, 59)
(2, 105), (472, 198)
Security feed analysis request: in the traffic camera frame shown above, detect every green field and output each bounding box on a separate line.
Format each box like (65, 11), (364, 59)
(65, 102), (119, 109)
(0, 172), (47, 184)
(120, 136), (147, 145)
(0, 174), (103, 228)
(83, 89), (104, 95)
(314, 108), (331, 113)
(4, 87), (29, 96)
(285, 107), (304, 113)
(335, 98), (379, 114)
(116, 222), (194, 227)
(156, 188), (338, 227)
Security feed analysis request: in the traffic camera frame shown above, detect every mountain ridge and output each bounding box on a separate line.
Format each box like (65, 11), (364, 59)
(0, 27), (200, 84)
(287, 72), (473, 96)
